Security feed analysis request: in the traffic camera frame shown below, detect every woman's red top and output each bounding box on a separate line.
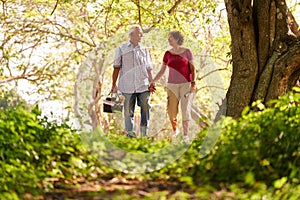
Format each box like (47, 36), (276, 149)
(163, 49), (193, 84)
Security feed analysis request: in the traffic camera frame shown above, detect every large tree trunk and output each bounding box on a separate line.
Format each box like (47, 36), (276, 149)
(225, 0), (300, 118)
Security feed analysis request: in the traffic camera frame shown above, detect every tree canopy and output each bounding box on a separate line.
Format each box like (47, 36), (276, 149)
(1, 0), (299, 122)
(1, 0), (231, 129)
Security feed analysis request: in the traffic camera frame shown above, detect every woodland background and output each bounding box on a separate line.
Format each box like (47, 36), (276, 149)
(1, 0), (300, 199)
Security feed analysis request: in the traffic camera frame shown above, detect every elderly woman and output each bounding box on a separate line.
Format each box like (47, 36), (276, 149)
(150, 30), (197, 142)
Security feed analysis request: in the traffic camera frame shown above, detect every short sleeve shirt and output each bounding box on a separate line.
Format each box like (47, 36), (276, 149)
(114, 42), (153, 93)
(163, 49), (193, 84)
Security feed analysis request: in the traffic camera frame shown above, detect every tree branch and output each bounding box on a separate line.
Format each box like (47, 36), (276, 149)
(287, 9), (300, 37)
(1, 0), (6, 17)
(137, 0), (141, 25)
(168, 0), (184, 14)
(104, 0), (115, 37)
(274, 0), (289, 40)
(50, 0), (59, 15)
(198, 68), (229, 81)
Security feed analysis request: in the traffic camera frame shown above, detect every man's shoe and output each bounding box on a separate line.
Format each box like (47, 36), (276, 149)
(126, 131), (136, 138)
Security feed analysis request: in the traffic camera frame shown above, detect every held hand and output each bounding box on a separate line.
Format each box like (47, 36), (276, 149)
(190, 82), (197, 93)
(149, 82), (156, 93)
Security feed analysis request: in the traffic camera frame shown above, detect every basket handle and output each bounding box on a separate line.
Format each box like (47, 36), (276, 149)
(108, 92), (121, 102)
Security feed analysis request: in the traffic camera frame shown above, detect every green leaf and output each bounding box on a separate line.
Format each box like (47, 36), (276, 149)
(179, 176), (194, 186)
(274, 177), (287, 189)
(244, 171), (256, 186)
(292, 86), (300, 93)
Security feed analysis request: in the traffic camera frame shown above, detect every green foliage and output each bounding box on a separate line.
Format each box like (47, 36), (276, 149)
(2, 0), (230, 132)
(0, 104), (112, 199)
(1, 0), (229, 100)
(0, 89), (27, 110)
(203, 87), (300, 185)
(140, 87), (300, 198)
(2, 88), (300, 199)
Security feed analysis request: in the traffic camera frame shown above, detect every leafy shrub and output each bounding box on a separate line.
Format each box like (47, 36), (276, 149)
(0, 89), (27, 110)
(1, 88), (300, 199)
(0, 104), (111, 199)
(94, 88), (300, 189)
(202, 87), (300, 185)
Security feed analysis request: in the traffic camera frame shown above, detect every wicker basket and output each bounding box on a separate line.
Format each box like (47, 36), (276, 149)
(103, 95), (123, 113)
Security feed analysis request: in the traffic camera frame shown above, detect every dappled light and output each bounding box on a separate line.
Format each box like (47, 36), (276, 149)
(1, 0), (300, 199)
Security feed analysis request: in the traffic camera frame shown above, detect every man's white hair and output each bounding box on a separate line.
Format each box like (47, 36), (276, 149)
(128, 24), (142, 36)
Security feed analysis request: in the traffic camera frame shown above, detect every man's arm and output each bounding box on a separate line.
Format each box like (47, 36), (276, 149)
(111, 67), (120, 93)
(147, 69), (153, 82)
(147, 69), (156, 93)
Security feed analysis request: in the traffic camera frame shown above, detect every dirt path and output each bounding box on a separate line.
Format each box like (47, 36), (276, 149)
(43, 178), (196, 200)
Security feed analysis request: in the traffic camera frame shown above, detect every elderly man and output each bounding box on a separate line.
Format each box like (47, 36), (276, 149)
(110, 25), (154, 138)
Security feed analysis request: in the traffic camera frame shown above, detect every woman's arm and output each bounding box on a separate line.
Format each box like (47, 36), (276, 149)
(149, 64), (167, 93)
(152, 64), (167, 83)
(189, 61), (197, 92)
(189, 61), (196, 82)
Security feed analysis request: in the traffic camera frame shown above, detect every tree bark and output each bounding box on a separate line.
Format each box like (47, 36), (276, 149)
(225, 0), (300, 118)
(225, 0), (258, 118)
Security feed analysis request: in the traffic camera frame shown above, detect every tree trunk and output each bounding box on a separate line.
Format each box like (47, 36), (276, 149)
(225, 0), (300, 118)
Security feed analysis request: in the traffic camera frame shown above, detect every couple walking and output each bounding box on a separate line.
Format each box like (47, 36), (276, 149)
(110, 25), (197, 142)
